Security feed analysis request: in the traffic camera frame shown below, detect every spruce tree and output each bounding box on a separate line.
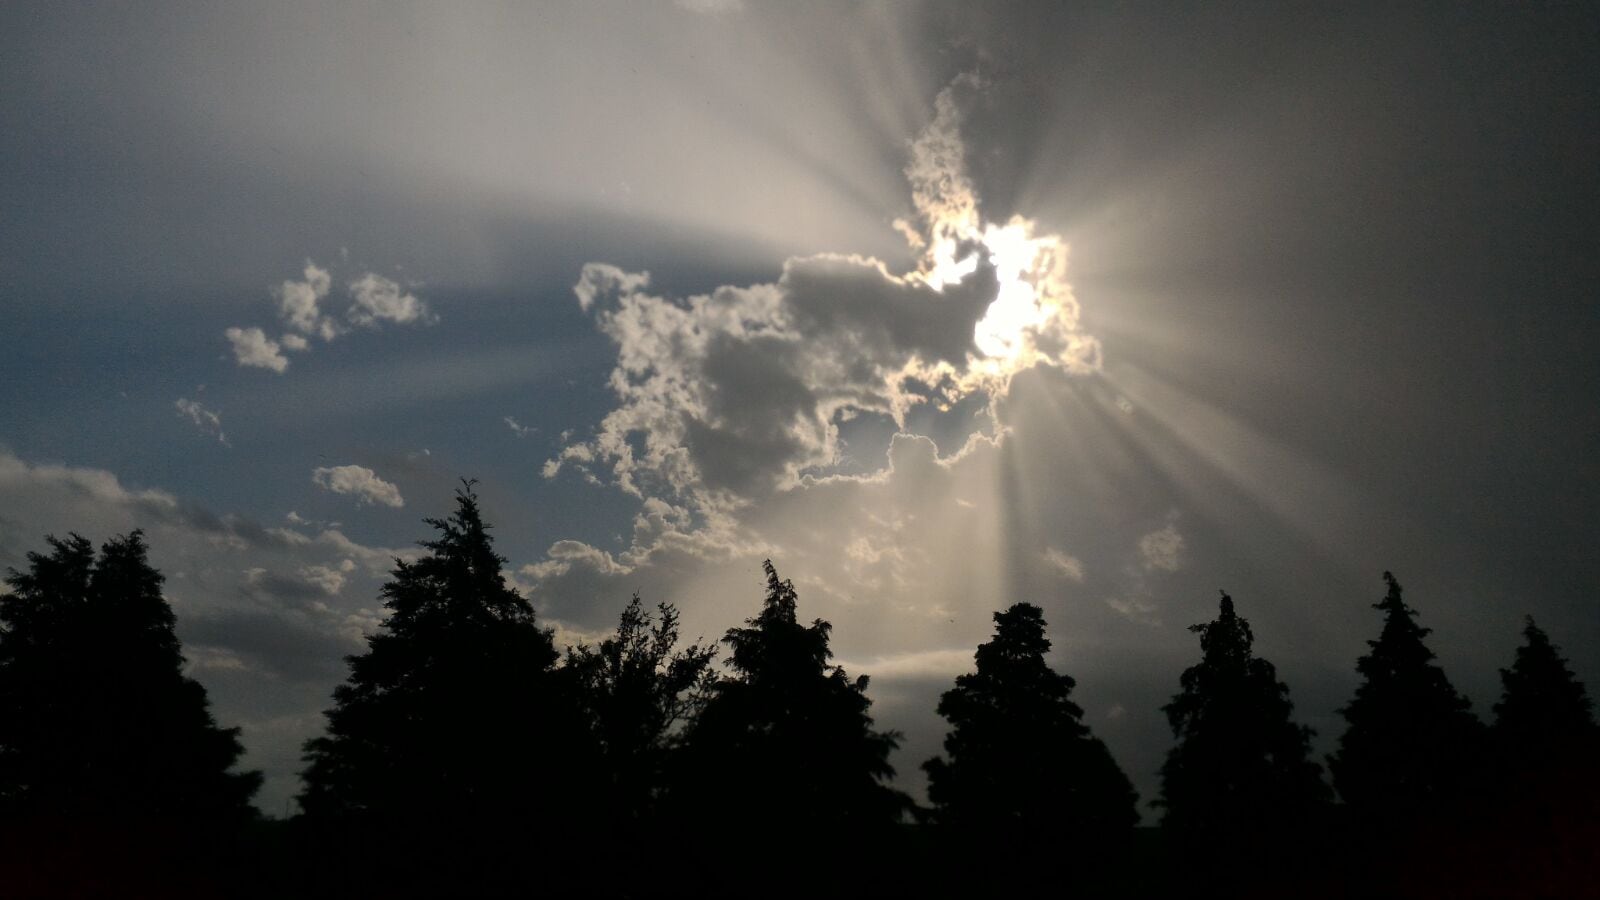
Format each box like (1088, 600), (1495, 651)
(1158, 591), (1329, 836)
(1493, 616), (1595, 752)
(1488, 616), (1598, 861)
(564, 594), (715, 825)
(923, 603), (1136, 834)
(672, 560), (908, 831)
(299, 484), (589, 826)
(0, 532), (260, 820)
(1329, 572), (1482, 825)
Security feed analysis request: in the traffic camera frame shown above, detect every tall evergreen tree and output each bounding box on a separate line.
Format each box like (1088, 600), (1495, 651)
(671, 560), (908, 831)
(923, 603), (1136, 834)
(564, 594), (715, 825)
(1158, 591), (1329, 836)
(298, 484), (589, 825)
(1329, 572), (1483, 825)
(1484, 614), (1600, 864)
(0, 531), (260, 820)
(1493, 616), (1596, 752)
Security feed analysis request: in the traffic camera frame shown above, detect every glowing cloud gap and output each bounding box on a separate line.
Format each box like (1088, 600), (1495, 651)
(548, 77), (1100, 519)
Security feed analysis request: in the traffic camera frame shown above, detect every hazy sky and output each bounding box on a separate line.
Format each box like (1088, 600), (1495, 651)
(2, 2), (1595, 817)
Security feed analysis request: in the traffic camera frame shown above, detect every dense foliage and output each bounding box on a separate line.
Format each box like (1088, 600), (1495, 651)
(0, 499), (1593, 896)
(0, 531), (259, 820)
(924, 602), (1136, 833)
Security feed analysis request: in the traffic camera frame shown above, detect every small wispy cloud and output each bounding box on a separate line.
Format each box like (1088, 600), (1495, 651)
(1042, 546), (1085, 582)
(224, 259), (436, 374)
(275, 262), (342, 341)
(1138, 522), (1185, 572)
(311, 464), (404, 508)
(504, 416), (537, 438)
(225, 327), (289, 373)
(347, 273), (434, 328)
(175, 397), (229, 446)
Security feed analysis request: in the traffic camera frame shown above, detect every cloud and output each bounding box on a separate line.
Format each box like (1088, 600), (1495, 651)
(175, 398), (228, 446)
(226, 262), (435, 372)
(547, 77), (1098, 514)
(347, 273), (434, 328)
(311, 465), (405, 508)
(504, 416), (537, 438)
(1043, 547), (1086, 582)
(274, 261), (341, 341)
(1106, 595), (1162, 627)
(224, 327), (289, 373)
(1138, 522), (1185, 573)
(300, 560), (355, 596)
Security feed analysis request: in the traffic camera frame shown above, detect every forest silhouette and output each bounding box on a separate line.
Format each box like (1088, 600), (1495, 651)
(0, 485), (1594, 897)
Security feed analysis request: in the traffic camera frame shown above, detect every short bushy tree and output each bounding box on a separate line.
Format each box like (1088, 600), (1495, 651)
(564, 594), (715, 824)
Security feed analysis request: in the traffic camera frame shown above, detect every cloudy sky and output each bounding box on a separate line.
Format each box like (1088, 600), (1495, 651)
(2, 2), (1595, 817)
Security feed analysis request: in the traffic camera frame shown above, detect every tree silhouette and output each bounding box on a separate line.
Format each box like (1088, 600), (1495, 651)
(923, 603), (1137, 834)
(1158, 591), (1329, 837)
(1329, 572), (1483, 827)
(0, 531), (260, 820)
(671, 560), (908, 832)
(1493, 616), (1595, 751)
(298, 483), (589, 827)
(1482, 617), (1599, 892)
(564, 594), (715, 825)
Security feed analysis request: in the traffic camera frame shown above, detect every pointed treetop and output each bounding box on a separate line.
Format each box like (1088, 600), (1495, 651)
(760, 559), (799, 625)
(1193, 590), (1254, 667)
(1494, 615), (1595, 740)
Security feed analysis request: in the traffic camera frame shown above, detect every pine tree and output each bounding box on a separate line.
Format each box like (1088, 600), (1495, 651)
(1493, 616), (1595, 751)
(672, 560), (908, 831)
(1158, 591), (1329, 836)
(1329, 572), (1483, 825)
(0, 531), (260, 820)
(298, 483), (589, 825)
(923, 603), (1136, 834)
(1489, 617), (1598, 828)
(564, 594), (715, 825)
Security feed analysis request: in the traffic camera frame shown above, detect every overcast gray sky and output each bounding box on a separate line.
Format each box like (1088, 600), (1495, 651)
(2, 1), (1595, 817)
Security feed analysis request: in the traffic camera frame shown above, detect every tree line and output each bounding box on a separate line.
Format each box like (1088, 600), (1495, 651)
(0, 484), (1594, 897)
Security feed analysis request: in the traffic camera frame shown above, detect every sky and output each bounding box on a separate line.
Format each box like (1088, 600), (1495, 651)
(2, 2), (1596, 818)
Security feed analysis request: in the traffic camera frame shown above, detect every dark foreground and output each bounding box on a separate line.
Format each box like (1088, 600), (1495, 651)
(3, 811), (1594, 900)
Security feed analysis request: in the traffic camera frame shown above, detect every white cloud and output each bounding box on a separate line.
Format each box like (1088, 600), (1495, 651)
(275, 262), (342, 341)
(1106, 594), (1162, 627)
(1138, 522), (1185, 573)
(504, 416), (536, 438)
(347, 273), (433, 328)
(1043, 547), (1085, 582)
(175, 398), (228, 446)
(548, 77), (1098, 517)
(224, 327), (289, 373)
(227, 262), (434, 372)
(311, 465), (405, 508)
(299, 560), (355, 596)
